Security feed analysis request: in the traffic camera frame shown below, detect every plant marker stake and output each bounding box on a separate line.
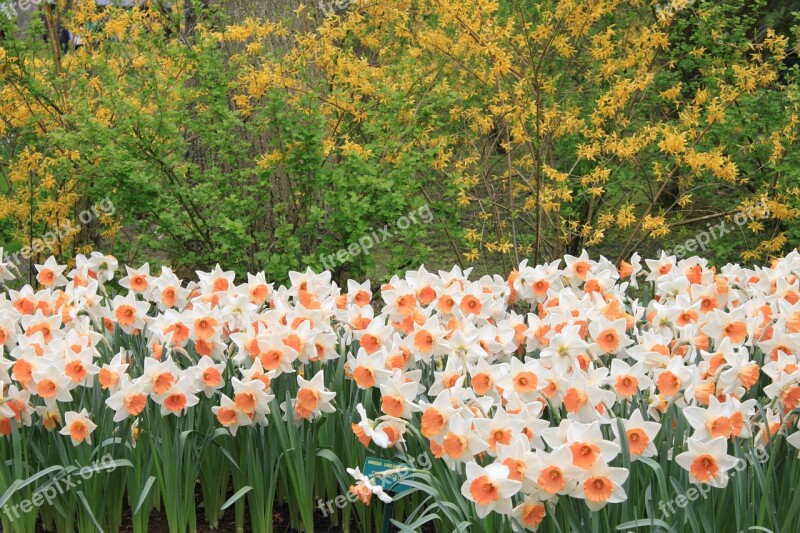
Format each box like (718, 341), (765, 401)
(382, 500), (394, 533)
(363, 457), (411, 533)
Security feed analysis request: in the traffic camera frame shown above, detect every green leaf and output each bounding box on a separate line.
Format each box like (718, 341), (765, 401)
(221, 486), (253, 511)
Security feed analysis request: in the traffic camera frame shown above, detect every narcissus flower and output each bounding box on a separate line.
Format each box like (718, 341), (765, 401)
(702, 308), (755, 347)
(675, 437), (739, 488)
(118, 263), (152, 295)
(212, 394), (253, 436)
(0, 247), (17, 282)
(379, 375), (421, 419)
(570, 457), (629, 510)
(460, 462), (522, 518)
(59, 409), (97, 445)
(438, 413), (488, 467)
(588, 316), (632, 355)
(3, 251), (800, 523)
(231, 377), (274, 425)
(35, 257), (68, 288)
(611, 409), (660, 459)
(152, 376), (201, 416)
(86, 252), (118, 283)
(105, 377), (149, 422)
(282, 369), (336, 422)
(513, 496), (547, 530)
(683, 396), (736, 441)
(193, 357), (226, 398)
(528, 445), (582, 498)
(32, 364), (73, 405)
(348, 348), (391, 389)
(98, 350), (129, 392)
(346, 467), (393, 504)
(111, 293), (150, 334)
(419, 390), (457, 438)
(564, 420), (620, 470)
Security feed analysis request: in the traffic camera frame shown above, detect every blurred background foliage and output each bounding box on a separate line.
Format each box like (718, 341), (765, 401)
(0, 0), (799, 285)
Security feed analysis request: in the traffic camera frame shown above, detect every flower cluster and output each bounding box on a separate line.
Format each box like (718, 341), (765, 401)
(1, 249), (800, 529)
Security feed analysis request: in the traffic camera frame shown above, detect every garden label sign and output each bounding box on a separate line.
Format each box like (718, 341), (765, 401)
(362, 457), (412, 493)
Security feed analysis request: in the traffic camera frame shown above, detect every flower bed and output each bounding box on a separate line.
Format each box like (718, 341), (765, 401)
(1, 250), (799, 532)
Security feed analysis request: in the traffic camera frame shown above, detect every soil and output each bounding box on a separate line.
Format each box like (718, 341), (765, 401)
(115, 502), (341, 533)
(33, 480), (415, 532)
(36, 500), (377, 532)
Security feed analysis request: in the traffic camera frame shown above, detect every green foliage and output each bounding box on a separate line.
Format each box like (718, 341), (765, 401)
(0, 4), (454, 284)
